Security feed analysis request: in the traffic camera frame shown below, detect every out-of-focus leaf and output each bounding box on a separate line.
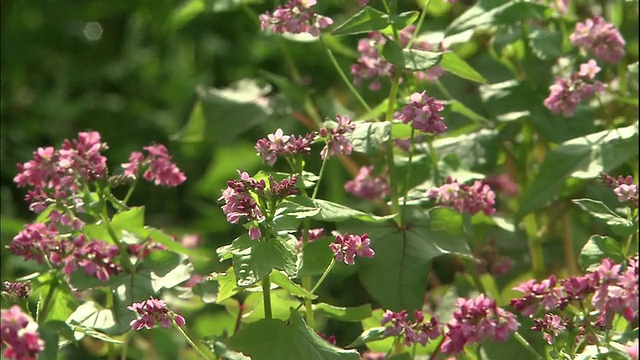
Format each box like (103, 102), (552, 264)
(528, 29), (562, 60)
(445, 2), (549, 37)
(572, 199), (634, 235)
(347, 327), (387, 347)
(313, 303), (372, 322)
(299, 236), (334, 277)
(388, 11), (419, 32)
(270, 270), (316, 299)
(313, 199), (395, 223)
(382, 41), (443, 71)
(579, 235), (625, 271)
(332, 6), (390, 36)
(440, 52), (487, 84)
(345, 121), (391, 155)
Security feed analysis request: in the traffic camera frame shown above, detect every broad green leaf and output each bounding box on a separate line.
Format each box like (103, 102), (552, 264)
(332, 6), (390, 36)
(528, 28), (562, 60)
(347, 327), (387, 347)
(313, 303), (372, 322)
(226, 311), (360, 359)
(193, 269), (240, 303)
(381, 41), (443, 71)
(389, 11), (419, 32)
(32, 271), (78, 323)
(349, 207), (474, 311)
(219, 234), (298, 287)
(299, 237), (334, 277)
(271, 270), (317, 299)
(211, 341), (251, 360)
(445, 2), (549, 37)
(578, 235), (625, 271)
(313, 199), (395, 222)
(427, 129), (500, 170)
(242, 290), (301, 323)
(515, 125), (639, 222)
(67, 302), (117, 333)
(572, 199), (634, 235)
(191, 278), (220, 303)
(440, 52), (487, 84)
(345, 121), (391, 155)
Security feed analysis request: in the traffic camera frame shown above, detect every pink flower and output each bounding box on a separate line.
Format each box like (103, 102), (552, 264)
(344, 166), (390, 200)
(578, 59), (601, 80)
(297, 228), (325, 251)
(259, 0), (333, 37)
(544, 62), (605, 117)
(427, 177), (496, 216)
(255, 129), (316, 166)
(531, 314), (567, 344)
(395, 91), (446, 134)
(319, 114), (356, 159)
(1, 281), (31, 300)
(570, 16), (626, 64)
(381, 310), (441, 347)
(128, 297), (186, 331)
(1, 306), (44, 360)
(329, 233), (375, 265)
(625, 339), (639, 360)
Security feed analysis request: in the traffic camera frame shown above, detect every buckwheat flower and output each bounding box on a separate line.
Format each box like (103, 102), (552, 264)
(531, 314), (567, 344)
(319, 114), (356, 159)
(544, 65), (605, 117)
(318, 332), (337, 345)
(255, 129), (316, 166)
(484, 173), (519, 197)
(128, 239), (167, 260)
(1, 305), (44, 360)
(381, 310), (441, 347)
(329, 233), (374, 265)
(578, 59), (601, 80)
(297, 228), (325, 251)
(427, 177), (496, 216)
(2, 281), (31, 300)
(55, 235), (122, 282)
(7, 223), (60, 264)
(441, 294), (519, 354)
(219, 171), (265, 226)
(128, 297), (186, 331)
(570, 16), (625, 64)
(600, 173), (638, 206)
(395, 91), (446, 134)
(591, 257), (638, 324)
(145, 144), (187, 187)
(248, 226), (262, 240)
(344, 166), (390, 200)
(259, 0), (333, 37)
(625, 339), (639, 360)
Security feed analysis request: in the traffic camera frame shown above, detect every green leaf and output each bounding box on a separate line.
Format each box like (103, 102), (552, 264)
(332, 6), (390, 36)
(67, 302), (117, 333)
(528, 29), (562, 60)
(71, 324), (123, 344)
(193, 269), (240, 303)
(299, 237), (334, 277)
(389, 11), (419, 32)
(219, 234), (298, 287)
(226, 311), (360, 360)
(211, 340), (251, 360)
(440, 52), (487, 84)
(313, 303), (372, 322)
(381, 41), (443, 71)
(345, 121), (391, 155)
(313, 199), (395, 223)
(242, 290), (301, 323)
(352, 207), (474, 311)
(32, 272), (78, 323)
(347, 327), (387, 347)
(445, 2), (549, 37)
(515, 125), (639, 223)
(271, 270), (317, 299)
(578, 235), (625, 271)
(572, 199), (634, 235)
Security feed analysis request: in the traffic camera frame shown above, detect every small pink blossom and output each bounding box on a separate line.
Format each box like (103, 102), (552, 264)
(544, 61), (605, 117)
(1, 306), (44, 360)
(128, 297), (186, 331)
(427, 177), (496, 216)
(124, 144), (186, 187)
(381, 310), (441, 347)
(570, 16), (626, 64)
(329, 233), (375, 265)
(319, 114), (356, 159)
(259, 0), (333, 37)
(531, 314), (567, 344)
(255, 129), (316, 166)
(395, 91), (446, 134)
(578, 59), (601, 80)
(344, 166), (390, 200)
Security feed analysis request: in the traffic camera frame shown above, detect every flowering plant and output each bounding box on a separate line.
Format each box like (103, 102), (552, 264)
(2, 0), (638, 359)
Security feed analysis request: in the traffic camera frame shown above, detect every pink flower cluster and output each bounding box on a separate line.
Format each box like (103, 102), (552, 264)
(1, 281), (31, 300)
(441, 294), (519, 354)
(601, 173), (638, 207)
(511, 257), (638, 325)
(395, 91), (446, 134)
(297, 228), (325, 251)
(329, 233), (375, 265)
(128, 239), (167, 260)
(570, 16), (626, 64)
(319, 114), (356, 159)
(1, 306), (44, 360)
(344, 166), (390, 200)
(7, 224), (122, 281)
(128, 297), (186, 331)
(381, 310), (441, 347)
(122, 144), (186, 187)
(531, 314), (567, 345)
(544, 59), (605, 117)
(427, 177), (496, 216)
(13, 131), (108, 213)
(255, 129), (316, 166)
(351, 25), (445, 91)
(259, 0), (333, 37)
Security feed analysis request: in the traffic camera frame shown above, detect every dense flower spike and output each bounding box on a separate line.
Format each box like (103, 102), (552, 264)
(297, 228), (325, 251)
(259, 0), (333, 37)
(1, 306), (45, 360)
(319, 114), (356, 159)
(395, 91), (446, 134)
(128, 297), (186, 331)
(219, 171), (265, 225)
(441, 294), (519, 354)
(7, 225), (122, 282)
(344, 166), (390, 200)
(511, 256), (639, 324)
(381, 310), (441, 347)
(427, 177), (496, 216)
(255, 129), (316, 166)
(601, 173), (638, 206)
(13, 131), (108, 213)
(531, 314), (567, 344)
(122, 144), (186, 187)
(1, 281), (31, 300)
(351, 26), (445, 91)
(544, 60), (605, 117)
(329, 233), (375, 265)
(570, 16), (626, 64)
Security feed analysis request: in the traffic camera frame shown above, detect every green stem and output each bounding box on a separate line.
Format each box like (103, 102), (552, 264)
(262, 275), (273, 319)
(385, 73), (402, 223)
(105, 189), (130, 212)
(122, 170), (140, 206)
(427, 137), (441, 184)
(106, 291), (116, 360)
(309, 259), (335, 295)
(513, 331), (545, 360)
(400, 127), (416, 227)
(406, 0), (433, 49)
(97, 184), (133, 272)
(173, 320), (213, 360)
(312, 155), (328, 200)
(120, 332), (130, 360)
(525, 214), (545, 280)
(38, 273), (57, 323)
(320, 36), (372, 114)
